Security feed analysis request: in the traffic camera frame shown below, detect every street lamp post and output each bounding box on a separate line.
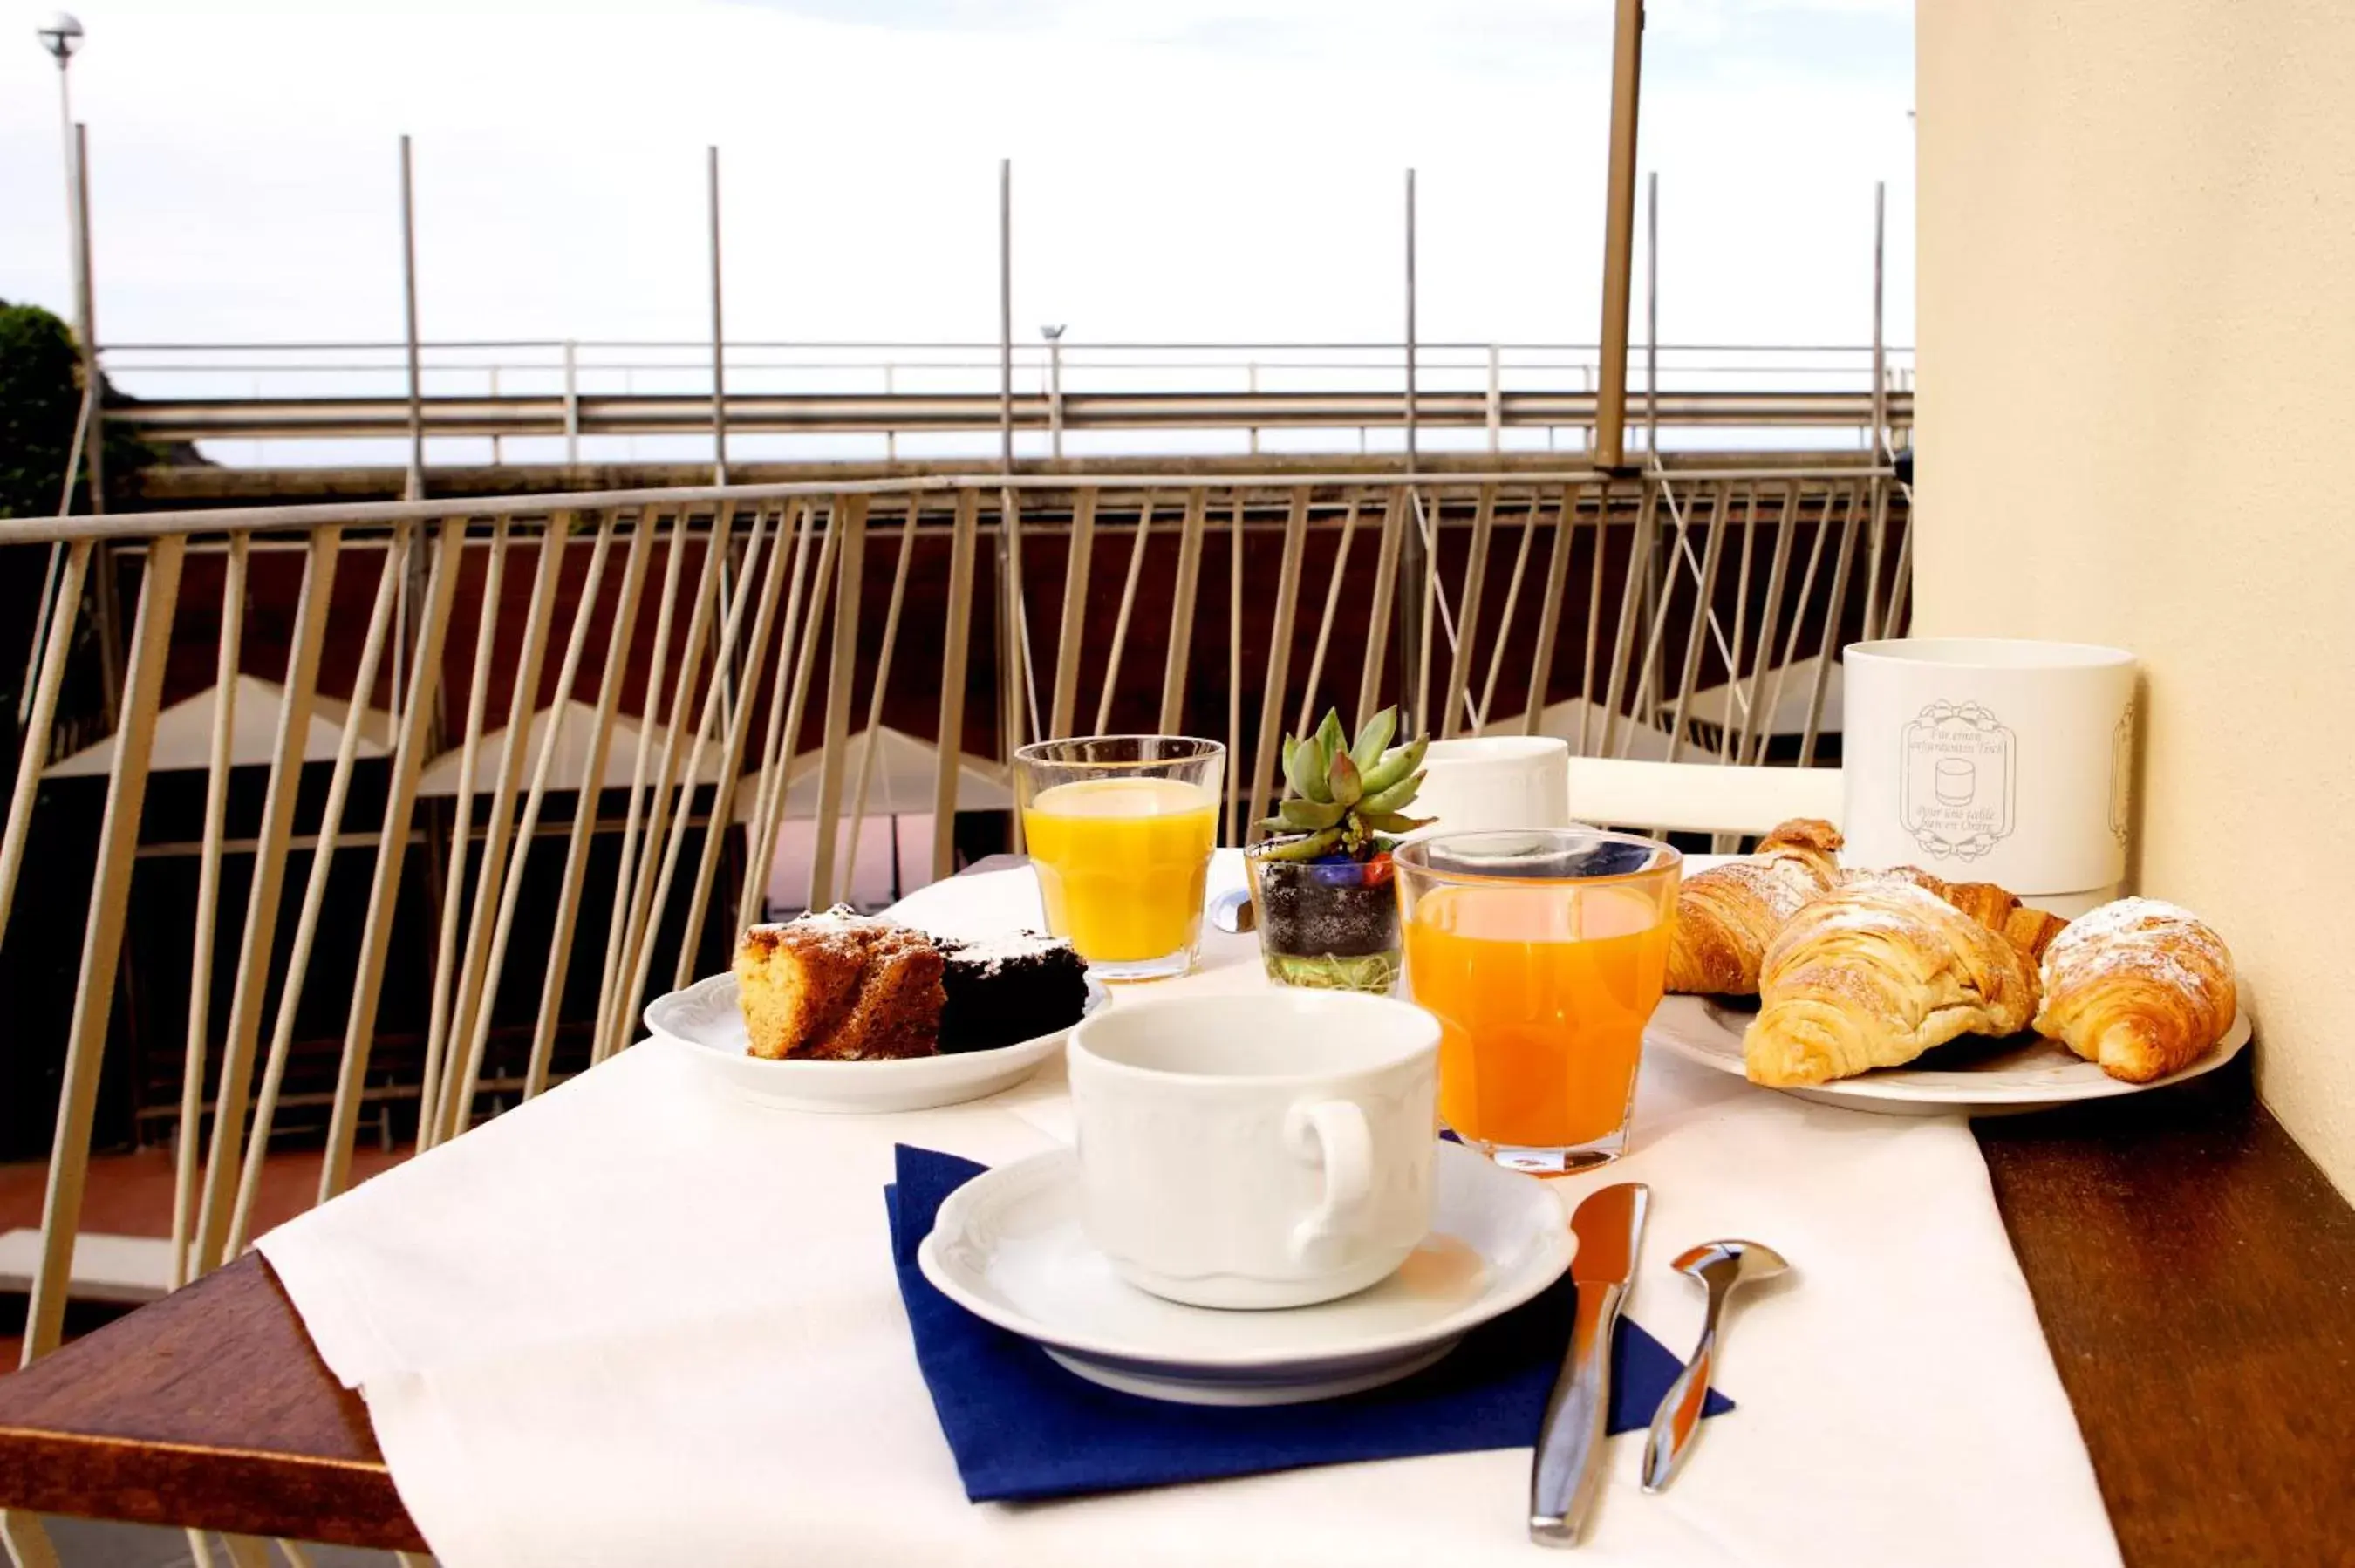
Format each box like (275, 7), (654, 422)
(38, 12), (98, 508)
(37, 16), (82, 294)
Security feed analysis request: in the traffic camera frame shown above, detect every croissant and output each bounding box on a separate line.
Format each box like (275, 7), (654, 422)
(2033, 897), (2236, 1083)
(1856, 864), (2072, 962)
(1666, 818), (1845, 994)
(1744, 877), (2040, 1087)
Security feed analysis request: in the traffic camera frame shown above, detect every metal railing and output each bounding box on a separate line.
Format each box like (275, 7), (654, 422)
(100, 338), (1915, 465)
(0, 459), (1903, 1374)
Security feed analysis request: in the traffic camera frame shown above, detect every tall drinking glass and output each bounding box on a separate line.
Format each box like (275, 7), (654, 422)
(1396, 829), (1680, 1174)
(1014, 737), (1225, 981)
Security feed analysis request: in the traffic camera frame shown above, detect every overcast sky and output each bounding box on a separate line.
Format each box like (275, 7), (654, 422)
(0, 0), (1912, 461)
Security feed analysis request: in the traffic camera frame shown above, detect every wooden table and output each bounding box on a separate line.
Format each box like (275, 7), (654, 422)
(3, 1055), (2349, 1565)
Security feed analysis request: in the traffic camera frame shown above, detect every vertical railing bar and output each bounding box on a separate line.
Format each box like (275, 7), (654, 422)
(1731, 481), (1799, 768)
(676, 502), (799, 985)
(1718, 482), (1762, 771)
(1623, 473), (1701, 758)
(732, 501), (815, 929)
(1522, 485), (1577, 740)
(836, 498), (923, 902)
(1225, 492), (1246, 845)
(420, 517), (510, 1147)
(22, 535), (185, 1362)
(744, 503), (837, 924)
(193, 528), (341, 1277)
(600, 503), (737, 1063)
(524, 508), (659, 1101)
(0, 540), (91, 947)
(1295, 496), (1361, 736)
(1597, 480), (1655, 760)
(1799, 482), (1862, 768)
(592, 507), (692, 1057)
(1663, 482), (1732, 763)
(747, 506), (841, 911)
(171, 533), (246, 1287)
(1882, 485), (1916, 637)
(1478, 492), (1541, 731)
(1006, 488), (1041, 748)
(1157, 487), (1209, 734)
(1438, 483), (1498, 739)
(0, 1510), (62, 1568)
(1094, 494), (1156, 736)
(1863, 467), (1894, 643)
(931, 490), (980, 883)
(1411, 488), (1439, 730)
(1047, 487), (1096, 742)
(229, 526), (412, 1254)
(1579, 483), (1609, 755)
(1627, 474), (1688, 746)
(1245, 487), (1309, 842)
(440, 512), (620, 1134)
(1355, 489), (1406, 725)
(806, 497), (870, 909)
(322, 515), (465, 1200)
(605, 507), (776, 1056)
(433, 516), (570, 1144)
(1656, 464), (1747, 697)
(1751, 484), (1835, 767)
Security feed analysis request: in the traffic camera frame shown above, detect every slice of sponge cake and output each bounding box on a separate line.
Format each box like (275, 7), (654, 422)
(734, 906), (945, 1060)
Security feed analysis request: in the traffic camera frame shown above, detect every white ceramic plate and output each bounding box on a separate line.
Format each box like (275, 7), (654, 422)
(645, 971), (1109, 1113)
(1646, 986), (2252, 1117)
(916, 1141), (1573, 1405)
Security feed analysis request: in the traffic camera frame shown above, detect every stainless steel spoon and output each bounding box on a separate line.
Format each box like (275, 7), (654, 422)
(1640, 1239), (1791, 1493)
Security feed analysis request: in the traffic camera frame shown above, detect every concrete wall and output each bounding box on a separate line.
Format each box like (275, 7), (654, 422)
(1915, 0), (2355, 1196)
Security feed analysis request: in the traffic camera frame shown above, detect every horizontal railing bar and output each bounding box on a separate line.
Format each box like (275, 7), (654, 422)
(111, 388), (1910, 443)
(3, 465), (1895, 544)
(101, 337), (1921, 356)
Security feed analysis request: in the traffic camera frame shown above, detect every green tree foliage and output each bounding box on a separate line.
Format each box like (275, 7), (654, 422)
(0, 299), (162, 518)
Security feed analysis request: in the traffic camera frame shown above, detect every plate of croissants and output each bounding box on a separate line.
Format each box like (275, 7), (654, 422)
(1644, 819), (2250, 1116)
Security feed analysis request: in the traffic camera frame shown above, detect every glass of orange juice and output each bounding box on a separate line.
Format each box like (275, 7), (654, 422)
(1014, 737), (1225, 981)
(1396, 829), (1681, 1174)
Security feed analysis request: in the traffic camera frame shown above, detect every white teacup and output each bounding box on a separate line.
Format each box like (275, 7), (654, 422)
(1414, 736), (1572, 835)
(1067, 992), (1441, 1310)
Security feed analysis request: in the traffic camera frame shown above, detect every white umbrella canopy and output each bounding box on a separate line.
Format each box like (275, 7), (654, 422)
(1685, 654), (1846, 736)
(414, 701), (728, 798)
(44, 674), (394, 779)
(1478, 697), (1678, 761)
(731, 725), (1013, 823)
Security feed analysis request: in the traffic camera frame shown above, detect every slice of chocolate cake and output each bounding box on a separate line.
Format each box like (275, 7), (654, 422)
(932, 931), (1089, 1054)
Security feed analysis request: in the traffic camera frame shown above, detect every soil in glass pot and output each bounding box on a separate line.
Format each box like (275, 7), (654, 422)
(1246, 848), (1402, 994)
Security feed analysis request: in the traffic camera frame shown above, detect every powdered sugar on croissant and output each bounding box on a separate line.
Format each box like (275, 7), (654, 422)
(2033, 897), (2236, 1083)
(1666, 818), (1843, 995)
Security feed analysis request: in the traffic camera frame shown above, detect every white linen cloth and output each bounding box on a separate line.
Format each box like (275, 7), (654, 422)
(259, 855), (2120, 1567)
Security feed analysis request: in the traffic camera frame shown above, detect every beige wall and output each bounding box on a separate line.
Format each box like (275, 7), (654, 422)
(1916, 1), (2355, 1196)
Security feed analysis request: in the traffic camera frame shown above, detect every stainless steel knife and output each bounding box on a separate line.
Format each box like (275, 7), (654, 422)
(1529, 1182), (1649, 1548)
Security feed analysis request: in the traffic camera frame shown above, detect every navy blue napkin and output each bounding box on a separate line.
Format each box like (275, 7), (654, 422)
(887, 1143), (1730, 1503)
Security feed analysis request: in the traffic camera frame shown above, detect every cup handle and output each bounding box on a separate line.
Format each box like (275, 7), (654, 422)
(1285, 1100), (1375, 1265)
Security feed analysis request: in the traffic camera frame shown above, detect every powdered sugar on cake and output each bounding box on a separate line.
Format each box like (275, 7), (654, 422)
(932, 929), (1075, 974)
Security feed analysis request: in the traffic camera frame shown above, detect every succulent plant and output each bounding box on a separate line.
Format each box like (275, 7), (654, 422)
(1253, 706), (1432, 861)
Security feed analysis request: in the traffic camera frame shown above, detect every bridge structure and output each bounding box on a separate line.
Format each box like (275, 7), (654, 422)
(99, 337), (1914, 472)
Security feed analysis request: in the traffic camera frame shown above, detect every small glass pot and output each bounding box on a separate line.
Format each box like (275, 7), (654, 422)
(1244, 848), (1403, 995)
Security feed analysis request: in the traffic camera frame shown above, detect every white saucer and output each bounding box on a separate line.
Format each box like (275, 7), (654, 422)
(645, 972), (1109, 1114)
(916, 1141), (1573, 1406)
(1646, 987), (2252, 1118)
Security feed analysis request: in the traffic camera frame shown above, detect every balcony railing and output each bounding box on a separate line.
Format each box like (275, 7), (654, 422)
(0, 458), (1902, 1370)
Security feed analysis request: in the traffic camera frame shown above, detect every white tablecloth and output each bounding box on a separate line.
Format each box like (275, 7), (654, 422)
(259, 855), (2120, 1567)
